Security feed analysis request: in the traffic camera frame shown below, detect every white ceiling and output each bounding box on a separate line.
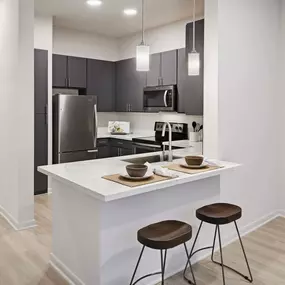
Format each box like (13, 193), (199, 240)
(35, 0), (204, 38)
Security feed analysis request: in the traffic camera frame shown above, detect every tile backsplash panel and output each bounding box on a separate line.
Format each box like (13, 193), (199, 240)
(98, 112), (203, 132)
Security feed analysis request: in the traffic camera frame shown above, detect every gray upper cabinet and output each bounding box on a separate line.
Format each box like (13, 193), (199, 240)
(146, 50), (177, 87)
(68, 56), (87, 89)
(87, 59), (115, 112)
(35, 49), (48, 114)
(116, 58), (146, 112)
(177, 20), (204, 115)
(53, 54), (67, 88)
(52, 54), (87, 89)
(147, 53), (161, 86)
(161, 50), (177, 86)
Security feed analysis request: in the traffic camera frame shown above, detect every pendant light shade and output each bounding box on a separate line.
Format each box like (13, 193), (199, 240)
(188, 0), (200, 76)
(188, 51), (200, 76)
(136, 0), (149, 71)
(136, 44), (150, 72)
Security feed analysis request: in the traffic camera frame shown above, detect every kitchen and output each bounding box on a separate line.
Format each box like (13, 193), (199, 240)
(0, 0), (283, 285)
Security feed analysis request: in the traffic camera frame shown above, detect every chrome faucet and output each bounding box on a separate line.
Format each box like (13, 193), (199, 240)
(162, 122), (173, 162)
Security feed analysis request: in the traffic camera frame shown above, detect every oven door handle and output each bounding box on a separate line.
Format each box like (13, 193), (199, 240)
(163, 90), (168, 107)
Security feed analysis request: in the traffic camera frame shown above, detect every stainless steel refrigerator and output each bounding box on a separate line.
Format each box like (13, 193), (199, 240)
(53, 94), (98, 164)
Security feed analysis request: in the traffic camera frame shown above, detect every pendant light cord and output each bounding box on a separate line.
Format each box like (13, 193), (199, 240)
(141, 0), (145, 45)
(192, 0), (196, 52)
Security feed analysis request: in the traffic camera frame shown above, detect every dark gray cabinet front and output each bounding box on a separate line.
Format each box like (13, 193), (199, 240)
(53, 54), (68, 88)
(178, 20), (204, 115)
(147, 53), (161, 86)
(34, 114), (48, 195)
(35, 49), (48, 114)
(161, 50), (177, 86)
(115, 58), (146, 112)
(34, 49), (48, 195)
(146, 50), (177, 87)
(87, 59), (115, 112)
(53, 55), (87, 89)
(68, 56), (87, 89)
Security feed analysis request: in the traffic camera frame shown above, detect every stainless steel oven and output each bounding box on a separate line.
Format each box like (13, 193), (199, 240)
(143, 85), (177, 112)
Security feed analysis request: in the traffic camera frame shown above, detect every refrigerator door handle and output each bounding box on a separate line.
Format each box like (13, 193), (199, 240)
(94, 104), (98, 148)
(87, 149), (98, 153)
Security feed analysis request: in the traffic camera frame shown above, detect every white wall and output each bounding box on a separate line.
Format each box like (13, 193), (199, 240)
(53, 26), (119, 61)
(118, 17), (203, 60)
(0, 0), (35, 229)
(204, 0), (280, 231)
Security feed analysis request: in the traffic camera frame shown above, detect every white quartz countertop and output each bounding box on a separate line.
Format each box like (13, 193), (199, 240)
(97, 131), (154, 141)
(39, 148), (239, 202)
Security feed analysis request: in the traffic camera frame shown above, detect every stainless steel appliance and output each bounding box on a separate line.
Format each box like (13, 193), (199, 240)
(132, 122), (188, 154)
(143, 85), (177, 112)
(53, 94), (98, 164)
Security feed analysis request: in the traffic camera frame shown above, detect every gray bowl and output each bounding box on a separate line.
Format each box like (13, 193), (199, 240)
(126, 164), (148, 178)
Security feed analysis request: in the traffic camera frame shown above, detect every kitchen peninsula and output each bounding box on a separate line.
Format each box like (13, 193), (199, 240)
(39, 148), (239, 285)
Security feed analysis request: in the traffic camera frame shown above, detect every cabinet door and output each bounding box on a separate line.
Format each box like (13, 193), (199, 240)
(53, 54), (68, 87)
(115, 58), (146, 112)
(68, 56), (87, 88)
(120, 148), (133, 156)
(98, 146), (110, 159)
(34, 114), (48, 195)
(146, 53), (161, 86)
(87, 59), (115, 112)
(161, 50), (177, 85)
(34, 49), (48, 114)
(178, 20), (204, 115)
(110, 146), (119, 157)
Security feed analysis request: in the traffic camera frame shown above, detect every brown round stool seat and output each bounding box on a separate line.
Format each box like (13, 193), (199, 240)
(137, 220), (192, 250)
(196, 203), (242, 225)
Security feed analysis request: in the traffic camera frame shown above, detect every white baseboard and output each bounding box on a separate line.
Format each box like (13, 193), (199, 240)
(50, 253), (85, 285)
(49, 210), (285, 285)
(0, 205), (36, 231)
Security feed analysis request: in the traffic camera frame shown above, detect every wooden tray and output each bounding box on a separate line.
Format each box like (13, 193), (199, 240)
(102, 174), (172, 188)
(166, 164), (222, 175)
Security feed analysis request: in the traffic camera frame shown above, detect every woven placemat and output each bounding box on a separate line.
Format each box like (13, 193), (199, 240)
(166, 164), (222, 174)
(102, 174), (172, 188)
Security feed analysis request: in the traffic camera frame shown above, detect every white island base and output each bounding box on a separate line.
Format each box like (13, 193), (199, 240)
(39, 151), (239, 285)
(51, 176), (225, 285)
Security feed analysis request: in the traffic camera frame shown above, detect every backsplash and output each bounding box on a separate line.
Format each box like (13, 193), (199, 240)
(98, 112), (203, 132)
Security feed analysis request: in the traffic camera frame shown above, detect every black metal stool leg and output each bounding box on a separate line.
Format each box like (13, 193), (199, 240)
(234, 221), (253, 282)
(217, 225), (226, 285)
(130, 246), (145, 285)
(160, 250), (167, 285)
(183, 221), (203, 283)
(183, 243), (197, 285)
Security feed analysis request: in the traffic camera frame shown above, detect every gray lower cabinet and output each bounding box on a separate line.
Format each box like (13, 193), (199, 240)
(97, 138), (111, 158)
(110, 139), (133, 157)
(87, 59), (115, 112)
(34, 114), (48, 195)
(177, 20), (204, 115)
(115, 58), (146, 112)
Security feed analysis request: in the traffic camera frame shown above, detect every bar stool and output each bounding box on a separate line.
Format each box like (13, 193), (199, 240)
(184, 203), (253, 285)
(130, 220), (196, 285)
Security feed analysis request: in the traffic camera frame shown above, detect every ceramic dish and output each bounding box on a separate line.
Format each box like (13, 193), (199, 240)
(180, 162), (209, 169)
(119, 172), (153, 181)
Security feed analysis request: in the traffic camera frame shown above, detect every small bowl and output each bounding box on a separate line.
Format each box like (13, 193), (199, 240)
(185, 156), (204, 166)
(126, 164), (148, 178)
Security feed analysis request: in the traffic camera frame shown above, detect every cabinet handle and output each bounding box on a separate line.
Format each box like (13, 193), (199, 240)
(68, 78), (71, 87)
(130, 104), (132, 112)
(45, 104), (48, 125)
(126, 104), (129, 112)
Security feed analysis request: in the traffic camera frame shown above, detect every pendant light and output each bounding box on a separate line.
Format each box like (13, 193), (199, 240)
(188, 0), (200, 76)
(136, 0), (150, 72)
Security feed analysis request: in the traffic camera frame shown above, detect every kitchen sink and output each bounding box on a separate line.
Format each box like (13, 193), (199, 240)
(122, 155), (182, 164)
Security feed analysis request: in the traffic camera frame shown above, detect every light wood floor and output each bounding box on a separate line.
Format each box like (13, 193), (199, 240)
(0, 195), (284, 285)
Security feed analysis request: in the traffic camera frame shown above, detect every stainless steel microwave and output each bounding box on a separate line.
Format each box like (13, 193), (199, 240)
(143, 85), (177, 112)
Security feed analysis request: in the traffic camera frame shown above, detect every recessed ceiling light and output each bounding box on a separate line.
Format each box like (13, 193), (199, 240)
(123, 9), (138, 16)
(86, 0), (102, 7)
